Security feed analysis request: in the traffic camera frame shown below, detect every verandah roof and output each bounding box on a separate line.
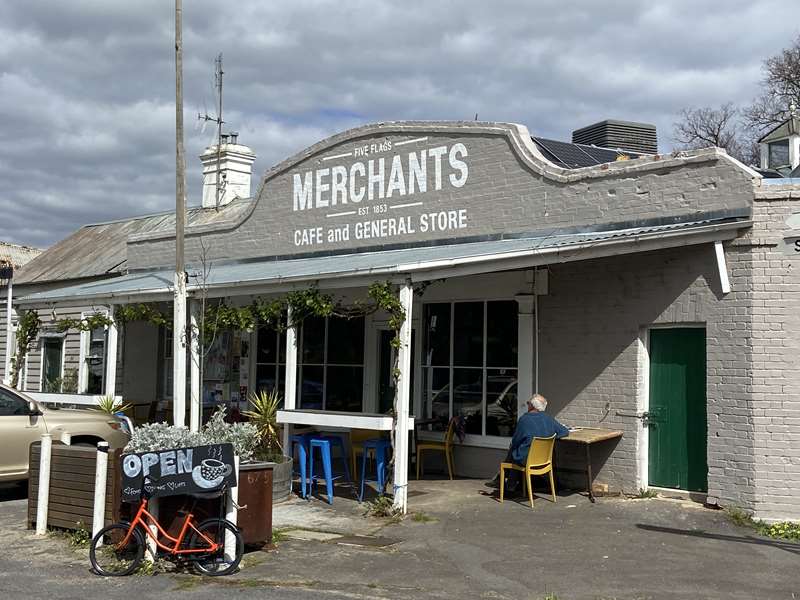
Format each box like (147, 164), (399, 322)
(15, 217), (749, 307)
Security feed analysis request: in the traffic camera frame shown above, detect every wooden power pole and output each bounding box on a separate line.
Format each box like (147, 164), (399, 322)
(173, 0), (187, 427)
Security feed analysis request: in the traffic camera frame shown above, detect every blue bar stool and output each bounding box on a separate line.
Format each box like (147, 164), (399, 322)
(359, 438), (391, 502)
(309, 438), (336, 504)
(289, 433), (314, 499)
(318, 434), (352, 485)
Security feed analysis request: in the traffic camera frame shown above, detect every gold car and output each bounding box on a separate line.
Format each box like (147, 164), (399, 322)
(0, 383), (130, 482)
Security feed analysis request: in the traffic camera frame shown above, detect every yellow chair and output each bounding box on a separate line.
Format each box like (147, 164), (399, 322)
(350, 429), (382, 479)
(416, 419), (455, 480)
(499, 434), (557, 508)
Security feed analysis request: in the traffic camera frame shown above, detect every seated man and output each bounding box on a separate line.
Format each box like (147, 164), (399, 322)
(504, 393), (569, 492)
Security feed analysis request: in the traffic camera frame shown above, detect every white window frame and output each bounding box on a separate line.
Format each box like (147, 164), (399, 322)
(39, 333), (65, 393)
(419, 298), (519, 445)
(78, 309), (109, 394)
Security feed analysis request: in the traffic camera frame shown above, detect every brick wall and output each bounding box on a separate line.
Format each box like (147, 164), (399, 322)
(126, 123), (754, 270)
(745, 186), (800, 521)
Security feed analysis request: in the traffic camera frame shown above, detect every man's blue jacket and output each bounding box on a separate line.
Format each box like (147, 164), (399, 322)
(510, 411), (569, 464)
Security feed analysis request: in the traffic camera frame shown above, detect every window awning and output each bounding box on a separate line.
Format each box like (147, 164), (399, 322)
(16, 217), (750, 306)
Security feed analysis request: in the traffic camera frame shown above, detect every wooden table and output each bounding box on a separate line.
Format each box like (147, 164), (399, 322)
(558, 428), (623, 503)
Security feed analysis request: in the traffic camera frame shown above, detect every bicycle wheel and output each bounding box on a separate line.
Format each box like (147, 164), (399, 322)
(90, 522), (145, 576)
(187, 518), (243, 576)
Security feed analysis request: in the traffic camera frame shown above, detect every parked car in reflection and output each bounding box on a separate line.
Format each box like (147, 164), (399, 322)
(0, 383), (129, 483)
(429, 375), (517, 436)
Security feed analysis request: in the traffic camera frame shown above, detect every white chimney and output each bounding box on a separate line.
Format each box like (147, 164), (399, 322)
(200, 132), (257, 208)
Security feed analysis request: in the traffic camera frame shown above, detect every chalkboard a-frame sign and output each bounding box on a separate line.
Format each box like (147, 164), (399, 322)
(121, 443), (237, 502)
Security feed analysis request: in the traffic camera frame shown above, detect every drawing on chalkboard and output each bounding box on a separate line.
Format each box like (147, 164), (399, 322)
(191, 458), (233, 489)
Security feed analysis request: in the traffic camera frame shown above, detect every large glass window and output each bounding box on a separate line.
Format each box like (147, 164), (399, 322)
(768, 139), (790, 169)
(299, 316), (365, 412)
(255, 326), (285, 396)
(422, 300), (518, 437)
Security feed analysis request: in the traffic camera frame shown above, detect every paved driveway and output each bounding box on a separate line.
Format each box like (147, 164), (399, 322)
(1, 480), (797, 599)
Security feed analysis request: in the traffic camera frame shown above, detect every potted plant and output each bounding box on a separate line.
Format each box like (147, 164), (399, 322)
(243, 389), (293, 504)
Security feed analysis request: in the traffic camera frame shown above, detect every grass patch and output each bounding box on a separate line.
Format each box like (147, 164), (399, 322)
(634, 488), (658, 499)
(410, 512), (437, 523)
(363, 496), (402, 522)
(725, 505), (800, 541)
(134, 557), (170, 576)
(172, 575), (202, 591)
(759, 521), (800, 541)
(271, 528), (291, 544)
(48, 521), (91, 550)
(725, 506), (757, 528)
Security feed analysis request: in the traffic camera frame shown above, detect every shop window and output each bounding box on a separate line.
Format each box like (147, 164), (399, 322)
(41, 336), (64, 393)
(768, 139), (790, 169)
(298, 315), (365, 412)
(255, 325), (285, 396)
(78, 312), (108, 395)
(422, 301), (518, 438)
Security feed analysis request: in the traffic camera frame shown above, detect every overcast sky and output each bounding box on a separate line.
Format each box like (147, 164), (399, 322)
(0, 0), (796, 248)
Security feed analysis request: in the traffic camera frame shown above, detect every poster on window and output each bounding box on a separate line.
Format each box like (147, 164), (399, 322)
(121, 443), (237, 501)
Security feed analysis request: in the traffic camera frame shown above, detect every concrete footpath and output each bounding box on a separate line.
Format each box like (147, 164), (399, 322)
(0, 479), (797, 600)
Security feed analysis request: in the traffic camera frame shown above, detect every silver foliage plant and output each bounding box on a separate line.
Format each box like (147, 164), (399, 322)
(125, 407), (259, 462)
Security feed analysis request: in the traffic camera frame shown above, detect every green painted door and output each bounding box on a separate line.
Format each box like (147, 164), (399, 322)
(648, 328), (707, 492)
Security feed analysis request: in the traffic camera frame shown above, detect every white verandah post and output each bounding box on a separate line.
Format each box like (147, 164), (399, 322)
(173, 272), (187, 427)
(104, 306), (118, 397)
(282, 305), (298, 451)
(189, 299), (201, 432)
(392, 280), (413, 514)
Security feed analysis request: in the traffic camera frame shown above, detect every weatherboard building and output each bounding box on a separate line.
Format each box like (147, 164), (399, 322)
(2, 119), (800, 521)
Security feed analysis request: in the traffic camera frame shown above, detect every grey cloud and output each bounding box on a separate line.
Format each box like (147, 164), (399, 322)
(0, 0), (796, 247)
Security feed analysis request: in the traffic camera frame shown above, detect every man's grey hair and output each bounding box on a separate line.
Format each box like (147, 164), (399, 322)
(528, 394), (547, 411)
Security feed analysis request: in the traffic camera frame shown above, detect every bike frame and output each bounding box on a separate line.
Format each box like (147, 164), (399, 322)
(119, 498), (219, 556)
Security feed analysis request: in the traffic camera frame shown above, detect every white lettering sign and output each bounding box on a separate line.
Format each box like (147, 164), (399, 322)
(292, 142), (469, 212)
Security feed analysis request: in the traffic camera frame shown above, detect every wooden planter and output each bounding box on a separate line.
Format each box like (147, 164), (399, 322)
(27, 442), (123, 531)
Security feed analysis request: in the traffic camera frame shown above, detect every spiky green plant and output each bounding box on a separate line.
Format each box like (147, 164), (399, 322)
(93, 395), (132, 416)
(243, 389), (284, 457)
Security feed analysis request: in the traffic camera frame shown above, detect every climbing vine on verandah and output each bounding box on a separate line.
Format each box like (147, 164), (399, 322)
(9, 309), (40, 389)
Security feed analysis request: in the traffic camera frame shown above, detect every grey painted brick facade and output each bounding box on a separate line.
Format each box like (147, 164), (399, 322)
(6, 121), (800, 521)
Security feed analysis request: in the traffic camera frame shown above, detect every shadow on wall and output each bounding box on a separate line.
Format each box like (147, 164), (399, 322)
(538, 244), (722, 483)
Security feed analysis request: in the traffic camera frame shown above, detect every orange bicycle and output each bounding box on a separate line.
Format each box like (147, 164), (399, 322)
(89, 477), (243, 576)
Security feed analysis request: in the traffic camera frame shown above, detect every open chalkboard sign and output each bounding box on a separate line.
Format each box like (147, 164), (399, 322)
(121, 443), (237, 502)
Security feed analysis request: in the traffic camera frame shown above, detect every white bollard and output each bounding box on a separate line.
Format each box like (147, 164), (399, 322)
(35, 434), (52, 535)
(92, 442), (109, 542)
(224, 455), (240, 562)
(144, 497), (158, 563)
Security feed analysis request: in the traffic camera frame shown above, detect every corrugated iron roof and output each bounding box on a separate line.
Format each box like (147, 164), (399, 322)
(16, 218), (749, 305)
(14, 199), (254, 285)
(0, 242), (42, 269)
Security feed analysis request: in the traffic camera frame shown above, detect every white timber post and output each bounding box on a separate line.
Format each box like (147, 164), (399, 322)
(392, 280), (413, 514)
(283, 305), (298, 451)
(104, 307), (118, 397)
(35, 433), (52, 535)
(225, 455), (240, 562)
(92, 442), (109, 541)
(173, 272), (187, 427)
(145, 498), (158, 562)
(2, 276), (12, 385)
(515, 294), (535, 418)
(189, 299), (201, 432)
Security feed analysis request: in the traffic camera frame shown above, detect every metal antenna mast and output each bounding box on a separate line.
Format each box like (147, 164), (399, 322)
(198, 54), (224, 210)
